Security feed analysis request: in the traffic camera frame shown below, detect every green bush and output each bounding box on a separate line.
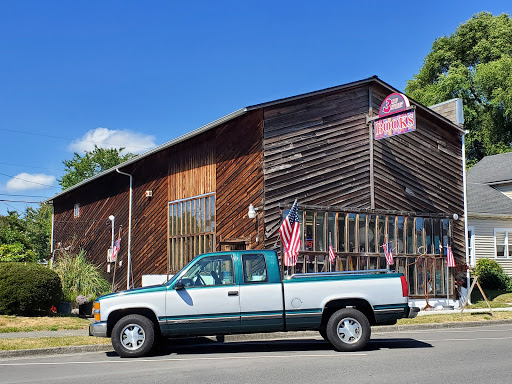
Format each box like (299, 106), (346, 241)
(53, 249), (111, 303)
(0, 243), (37, 262)
(0, 262), (63, 315)
(474, 259), (512, 291)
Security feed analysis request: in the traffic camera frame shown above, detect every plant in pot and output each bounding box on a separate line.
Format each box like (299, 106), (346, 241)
(76, 294), (94, 318)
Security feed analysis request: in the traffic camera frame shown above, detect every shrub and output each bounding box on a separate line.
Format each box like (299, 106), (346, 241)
(0, 262), (63, 315)
(53, 249), (111, 303)
(0, 243), (37, 262)
(474, 259), (512, 291)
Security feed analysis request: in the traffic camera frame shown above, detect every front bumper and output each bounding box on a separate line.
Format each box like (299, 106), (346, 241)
(407, 306), (420, 318)
(89, 321), (108, 338)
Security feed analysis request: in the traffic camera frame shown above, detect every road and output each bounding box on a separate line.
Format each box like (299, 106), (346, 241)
(1, 323), (511, 384)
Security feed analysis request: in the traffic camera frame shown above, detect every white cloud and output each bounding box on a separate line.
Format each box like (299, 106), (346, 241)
(68, 127), (156, 154)
(6, 173), (56, 192)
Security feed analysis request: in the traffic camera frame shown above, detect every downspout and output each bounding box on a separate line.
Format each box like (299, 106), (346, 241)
(462, 130), (470, 302)
(116, 168), (133, 290)
(50, 204), (55, 269)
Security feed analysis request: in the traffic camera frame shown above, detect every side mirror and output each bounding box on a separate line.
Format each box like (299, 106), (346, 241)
(174, 279), (185, 290)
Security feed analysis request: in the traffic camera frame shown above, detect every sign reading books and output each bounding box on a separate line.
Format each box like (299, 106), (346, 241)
(374, 93), (416, 140)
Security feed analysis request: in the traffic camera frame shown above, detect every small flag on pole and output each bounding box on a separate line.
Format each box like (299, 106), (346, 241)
(328, 239), (336, 265)
(112, 228), (122, 262)
(446, 244), (456, 267)
(382, 242), (394, 265)
(279, 199), (301, 266)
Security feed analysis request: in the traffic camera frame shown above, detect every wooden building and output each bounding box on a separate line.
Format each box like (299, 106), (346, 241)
(47, 76), (466, 302)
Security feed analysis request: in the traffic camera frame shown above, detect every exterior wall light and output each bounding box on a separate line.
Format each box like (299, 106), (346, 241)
(248, 204), (257, 219)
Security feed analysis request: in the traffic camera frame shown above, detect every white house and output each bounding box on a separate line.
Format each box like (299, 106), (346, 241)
(467, 152), (512, 277)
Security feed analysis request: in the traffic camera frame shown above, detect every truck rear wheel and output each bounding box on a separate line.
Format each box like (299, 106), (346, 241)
(112, 314), (155, 358)
(326, 308), (370, 352)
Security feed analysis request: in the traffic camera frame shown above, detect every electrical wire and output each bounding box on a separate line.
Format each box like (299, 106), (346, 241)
(0, 172), (56, 188)
(0, 193), (50, 198)
(0, 128), (153, 150)
(0, 162), (61, 172)
(0, 199), (41, 203)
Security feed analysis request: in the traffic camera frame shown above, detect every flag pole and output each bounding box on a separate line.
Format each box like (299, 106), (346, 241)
(446, 245), (450, 306)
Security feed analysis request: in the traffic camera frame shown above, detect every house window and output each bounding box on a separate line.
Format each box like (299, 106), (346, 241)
(73, 204), (80, 218)
(494, 229), (512, 258)
(168, 193), (215, 272)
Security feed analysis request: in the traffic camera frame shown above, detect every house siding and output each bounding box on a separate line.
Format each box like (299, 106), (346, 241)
(469, 217), (512, 276)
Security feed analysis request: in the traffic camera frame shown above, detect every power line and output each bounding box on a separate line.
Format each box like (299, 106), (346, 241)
(0, 172), (56, 188)
(0, 128), (153, 150)
(0, 162), (61, 172)
(0, 199), (41, 203)
(0, 193), (50, 198)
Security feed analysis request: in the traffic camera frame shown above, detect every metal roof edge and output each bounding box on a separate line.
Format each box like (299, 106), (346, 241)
(245, 76), (379, 110)
(44, 108), (248, 203)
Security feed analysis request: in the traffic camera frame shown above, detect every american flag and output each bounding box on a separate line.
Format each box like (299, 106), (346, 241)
(382, 242), (394, 265)
(446, 244), (456, 267)
(328, 239), (336, 265)
(111, 230), (121, 261)
(279, 200), (301, 266)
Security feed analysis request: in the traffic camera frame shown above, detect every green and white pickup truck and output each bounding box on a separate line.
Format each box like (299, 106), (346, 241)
(90, 250), (418, 357)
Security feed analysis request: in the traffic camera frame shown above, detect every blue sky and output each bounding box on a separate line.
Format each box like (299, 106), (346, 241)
(0, 0), (511, 215)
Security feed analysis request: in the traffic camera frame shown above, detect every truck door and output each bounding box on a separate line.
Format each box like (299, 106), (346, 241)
(239, 253), (284, 332)
(165, 254), (241, 336)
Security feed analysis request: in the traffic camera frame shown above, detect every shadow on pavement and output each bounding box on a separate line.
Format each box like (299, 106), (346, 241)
(105, 336), (432, 358)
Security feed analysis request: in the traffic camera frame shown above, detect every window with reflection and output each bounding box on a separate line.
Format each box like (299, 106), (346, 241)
(169, 193), (215, 273)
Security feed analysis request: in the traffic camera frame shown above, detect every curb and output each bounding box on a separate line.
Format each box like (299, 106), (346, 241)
(2, 318), (512, 359)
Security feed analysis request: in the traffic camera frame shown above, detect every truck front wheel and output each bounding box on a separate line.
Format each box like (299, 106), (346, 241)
(326, 308), (370, 352)
(112, 314), (155, 358)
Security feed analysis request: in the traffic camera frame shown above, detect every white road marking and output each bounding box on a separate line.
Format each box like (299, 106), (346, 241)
(373, 327), (512, 335)
(0, 353), (367, 366)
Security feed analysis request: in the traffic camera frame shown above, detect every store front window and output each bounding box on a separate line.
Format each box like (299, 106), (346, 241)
(281, 208), (453, 297)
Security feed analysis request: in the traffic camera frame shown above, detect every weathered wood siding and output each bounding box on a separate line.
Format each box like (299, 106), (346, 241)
(53, 172), (131, 291)
(372, 83), (465, 264)
(469, 217), (512, 276)
(215, 110), (264, 250)
(262, 85), (371, 247)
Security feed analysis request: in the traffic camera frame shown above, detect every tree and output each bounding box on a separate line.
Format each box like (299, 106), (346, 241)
(0, 204), (52, 262)
(405, 12), (512, 167)
(58, 145), (137, 189)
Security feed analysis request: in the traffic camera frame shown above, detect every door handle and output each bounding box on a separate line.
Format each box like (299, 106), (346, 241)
(228, 291), (239, 296)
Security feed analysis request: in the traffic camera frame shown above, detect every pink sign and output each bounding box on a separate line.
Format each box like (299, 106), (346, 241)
(374, 110), (416, 140)
(378, 93), (410, 117)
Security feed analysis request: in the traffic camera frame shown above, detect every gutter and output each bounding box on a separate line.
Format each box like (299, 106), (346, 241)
(116, 168), (133, 290)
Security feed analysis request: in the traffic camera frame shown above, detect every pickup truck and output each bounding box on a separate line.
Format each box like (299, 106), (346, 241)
(90, 250), (418, 357)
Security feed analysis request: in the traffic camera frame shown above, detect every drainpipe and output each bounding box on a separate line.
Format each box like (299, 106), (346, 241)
(116, 168), (133, 290)
(50, 205), (55, 269)
(462, 130), (470, 303)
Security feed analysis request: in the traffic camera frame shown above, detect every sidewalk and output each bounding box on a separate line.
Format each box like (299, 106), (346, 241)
(1, 308), (511, 359)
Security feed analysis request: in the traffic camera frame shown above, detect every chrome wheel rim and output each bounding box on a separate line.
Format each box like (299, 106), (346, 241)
(120, 323), (145, 351)
(336, 317), (362, 344)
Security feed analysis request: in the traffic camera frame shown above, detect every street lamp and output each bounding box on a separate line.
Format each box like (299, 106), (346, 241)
(247, 204), (260, 242)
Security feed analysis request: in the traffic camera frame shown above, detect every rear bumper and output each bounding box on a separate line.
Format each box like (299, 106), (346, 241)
(89, 321), (108, 338)
(407, 306), (420, 318)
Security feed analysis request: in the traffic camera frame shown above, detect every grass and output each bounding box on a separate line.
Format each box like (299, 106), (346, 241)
(0, 315), (90, 333)
(397, 311), (512, 325)
(0, 336), (110, 351)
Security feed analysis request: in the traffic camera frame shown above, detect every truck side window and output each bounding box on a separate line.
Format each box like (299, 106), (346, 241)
(180, 255), (234, 286)
(242, 254), (268, 284)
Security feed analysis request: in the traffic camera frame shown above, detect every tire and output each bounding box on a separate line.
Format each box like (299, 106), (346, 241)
(326, 308), (371, 352)
(111, 314), (155, 358)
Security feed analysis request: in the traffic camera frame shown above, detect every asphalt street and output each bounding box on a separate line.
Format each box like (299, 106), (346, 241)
(1, 323), (511, 384)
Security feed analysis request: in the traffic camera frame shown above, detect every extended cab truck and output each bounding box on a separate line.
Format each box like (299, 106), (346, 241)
(90, 250), (419, 357)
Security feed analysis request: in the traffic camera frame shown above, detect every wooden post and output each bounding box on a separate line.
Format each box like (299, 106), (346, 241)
(460, 275), (493, 316)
